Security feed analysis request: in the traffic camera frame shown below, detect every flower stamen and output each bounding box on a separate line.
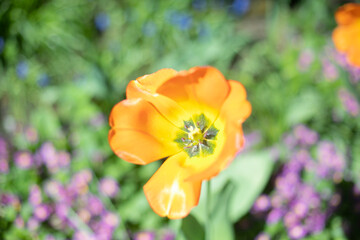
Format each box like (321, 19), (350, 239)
(174, 114), (218, 158)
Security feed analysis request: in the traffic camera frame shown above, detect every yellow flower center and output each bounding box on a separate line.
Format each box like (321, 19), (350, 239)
(174, 113), (219, 158)
(188, 126), (203, 143)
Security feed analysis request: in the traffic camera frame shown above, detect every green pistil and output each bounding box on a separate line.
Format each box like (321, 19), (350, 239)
(174, 114), (219, 158)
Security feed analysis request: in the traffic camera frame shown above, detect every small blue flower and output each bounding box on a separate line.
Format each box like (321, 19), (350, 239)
(192, 0), (207, 11)
(166, 10), (193, 31)
(142, 21), (157, 37)
(95, 13), (110, 32)
(16, 61), (28, 79)
(231, 0), (250, 15)
(198, 23), (210, 39)
(37, 73), (50, 87)
(0, 37), (4, 54)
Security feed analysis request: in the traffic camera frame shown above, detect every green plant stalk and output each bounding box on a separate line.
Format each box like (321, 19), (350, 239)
(205, 180), (212, 240)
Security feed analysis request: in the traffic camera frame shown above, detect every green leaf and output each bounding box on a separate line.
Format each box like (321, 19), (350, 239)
(226, 150), (274, 222)
(210, 182), (235, 240)
(181, 214), (205, 240)
(31, 107), (61, 140)
(285, 89), (321, 126)
(191, 150), (274, 225)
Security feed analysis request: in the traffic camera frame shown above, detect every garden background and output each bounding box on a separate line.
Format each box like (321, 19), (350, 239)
(1, 0), (360, 239)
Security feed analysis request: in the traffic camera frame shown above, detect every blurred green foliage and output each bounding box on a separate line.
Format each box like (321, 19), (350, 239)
(1, 0), (360, 239)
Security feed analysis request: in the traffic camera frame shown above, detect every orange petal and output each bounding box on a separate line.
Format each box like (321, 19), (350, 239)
(134, 68), (178, 94)
(185, 80), (251, 181)
(156, 66), (230, 121)
(109, 98), (180, 165)
(126, 80), (191, 128)
(218, 80), (252, 126)
(348, 45), (360, 67)
(143, 152), (202, 219)
(335, 3), (360, 25)
(332, 26), (351, 52)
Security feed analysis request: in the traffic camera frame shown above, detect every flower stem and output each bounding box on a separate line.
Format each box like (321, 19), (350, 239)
(205, 180), (211, 240)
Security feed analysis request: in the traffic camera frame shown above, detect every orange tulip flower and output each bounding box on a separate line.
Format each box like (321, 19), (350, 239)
(108, 66), (251, 219)
(332, 3), (360, 67)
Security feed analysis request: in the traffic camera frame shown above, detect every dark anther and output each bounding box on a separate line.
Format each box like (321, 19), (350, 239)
(181, 137), (185, 142)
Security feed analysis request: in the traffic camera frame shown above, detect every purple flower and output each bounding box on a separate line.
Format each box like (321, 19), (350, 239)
(14, 151), (33, 169)
(334, 51), (360, 83)
(161, 230), (175, 240)
(29, 185), (42, 206)
(0, 158), (9, 173)
(270, 194), (284, 209)
(15, 216), (24, 228)
(304, 212), (326, 234)
(275, 172), (300, 199)
(284, 150), (311, 174)
(57, 151), (70, 168)
(317, 141), (345, 180)
(45, 180), (69, 203)
(0, 137), (8, 157)
(54, 203), (69, 220)
(298, 50), (314, 71)
(283, 133), (297, 150)
(92, 219), (115, 240)
(38, 142), (58, 171)
(92, 151), (105, 162)
(78, 208), (91, 223)
(73, 231), (96, 240)
(45, 235), (56, 240)
(348, 65), (360, 84)
(99, 178), (119, 198)
(34, 204), (52, 221)
(338, 88), (359, 117)
(89, 113), (106, 128)
(329, 193), (341, 208)
(266, 208), (284, 224)
(252, 195), (271, 213)
(49, 215), (68, 230)
(27, 217), (39, 231)
(354, 185), (360, 196)
(87, 195), (104, 216)
(293, 125), (318, 146)
(102, 212), (119, 228)
(134, 231), (156, 240)
(291, 200), (308, 219)
(255, 233), (270, 240)
(95, 228), (113, 240)
(0, 37), (4, 53)
(288, 225), (307, 240)
(0, 193), (20, 208)
(25, 127), (38, 143)
(69, 169), (93, 195)
(243, 131), (262, 151)
(284, 211), (300, 228)
(322, 59), (338, 81)
(298, 186), (321, 209)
